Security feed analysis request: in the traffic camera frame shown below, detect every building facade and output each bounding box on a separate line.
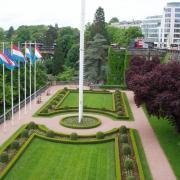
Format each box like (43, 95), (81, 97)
(111, 20), (142, 29)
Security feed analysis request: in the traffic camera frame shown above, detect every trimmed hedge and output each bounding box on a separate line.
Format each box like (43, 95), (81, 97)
(96, 132), (105, 139)
(115, 137), (121, 180)
(0, 152), (8, 163)
(130, 129), (145, 180)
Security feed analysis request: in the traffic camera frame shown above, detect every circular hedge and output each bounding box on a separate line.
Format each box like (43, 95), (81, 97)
(60, 116), (101, 129)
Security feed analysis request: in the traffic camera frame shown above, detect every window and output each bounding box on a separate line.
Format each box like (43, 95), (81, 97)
(165, 29), (170, 33)
(175, 8), (180, 12)
(174, 24), (180, 28)
(165, 23), (170, 27)
(175, 19), (180, 23)
(175, 14), (180, 18)
(165, 19), (171, 23)
(165, 13), (171, 17)
(174, 34), (180, 38)
(165, 8), (171, 12)
(174, 29), (180, 33)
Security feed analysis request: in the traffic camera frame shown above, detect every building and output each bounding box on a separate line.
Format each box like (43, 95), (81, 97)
(161, 2), (180, 48)
(142, 2), (180, 49)
(111, 20), (142, 29)
(141, 15), (162, 47)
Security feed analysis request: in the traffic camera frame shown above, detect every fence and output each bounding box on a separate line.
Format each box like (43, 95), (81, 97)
(0, 85), (49, 124)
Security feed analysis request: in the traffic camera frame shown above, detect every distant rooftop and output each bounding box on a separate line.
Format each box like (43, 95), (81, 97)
(167, 2), (180, 7)
(146, 15), (162, 19)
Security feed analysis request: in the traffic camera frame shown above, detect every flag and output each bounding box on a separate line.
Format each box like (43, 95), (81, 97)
(34, 47), (42, 60)
(0, 51), (15, 70)
(4, 49), (19, 68)
(12, 45), (25, 63)
(25, 47), (33, 61)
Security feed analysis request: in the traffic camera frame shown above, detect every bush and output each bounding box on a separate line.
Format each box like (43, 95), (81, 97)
(96, 132), (105, 139)
(28, 129), (34, 136)
(27, 122), (37, 130)
(10, 140), (20, 150)
(64, 87), (68, 91)
(122, 144), (131, 155)
(70, 133), (78, 140)
(21, 129), (29, 138)
(0, 152), (8, 163)
(46, 130), (55, 138)
(120, 134), (128, 143)
(124, 158), (133, 170)
(119, 126), (128, 134)
(126, 175), (136, 180)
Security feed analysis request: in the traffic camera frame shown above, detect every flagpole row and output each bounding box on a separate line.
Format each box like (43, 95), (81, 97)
(34, 42), (37, 103)
(18, 42), (21, 120)
(29, 43), (32, 110)
(24, 42), (27, 113)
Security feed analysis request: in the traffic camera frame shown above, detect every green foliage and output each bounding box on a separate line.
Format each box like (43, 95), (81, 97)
(119, 126), (128, 134)
(126, 175), (136, 180)
(85, 34), (108, 83)
(21, 130), (29, 138)
(0, 27), (5, 41)
(107, 26), (142, 47)
(122, 144), (131, 155)
(124, 158), (133, 170)
(0, 152), (8, 163)
(46, 130), (55, 138)
(96, 132), (105, 139)
(120, 134), (128, 143)
(56, 66), (75, 81)
(70, 133), (78, 140)
(27, 122), (37, 130)
(10, 141), (20, 150)
(107, 47), (126, 85)
(109, 17), (119, 24)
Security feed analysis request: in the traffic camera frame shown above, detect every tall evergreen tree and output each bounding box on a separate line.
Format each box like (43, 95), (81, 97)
(6, 26), (14, 40)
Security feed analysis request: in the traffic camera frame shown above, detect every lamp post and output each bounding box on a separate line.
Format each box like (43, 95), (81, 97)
(78, 0), (86, 123)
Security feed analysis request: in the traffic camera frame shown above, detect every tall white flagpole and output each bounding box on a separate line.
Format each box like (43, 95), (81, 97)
(78, 0), (86, 123)
(29, 42), (32, 110)
(34, 42), (37, 103)
(24, 42), (27, 113)
(10, 42), (14, 125)
(18, 42), (21, 120)
(2, 42), (6, 131)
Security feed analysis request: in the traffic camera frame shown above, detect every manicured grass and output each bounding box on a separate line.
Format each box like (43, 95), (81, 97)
(4, 138), (116, 180)
(143, 106), (180, 179)
(132, 129), (153, 180)
(60, 92), (113, 110)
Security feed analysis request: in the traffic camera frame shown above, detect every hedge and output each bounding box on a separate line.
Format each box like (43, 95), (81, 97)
(100, 85), (127, 90)
(55, 90), (70, 109)
(0, 134), (35, 179)
(115, 137), (121, 180)
(130, 129), (145, 180)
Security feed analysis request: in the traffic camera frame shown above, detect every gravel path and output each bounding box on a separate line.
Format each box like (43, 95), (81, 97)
(0, 85), (176, 180)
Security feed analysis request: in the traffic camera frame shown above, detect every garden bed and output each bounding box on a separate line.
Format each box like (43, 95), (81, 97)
(60, 116), (101, 129)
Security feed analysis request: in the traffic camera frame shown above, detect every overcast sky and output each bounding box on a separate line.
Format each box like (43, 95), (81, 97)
(0, 0), (174, 30)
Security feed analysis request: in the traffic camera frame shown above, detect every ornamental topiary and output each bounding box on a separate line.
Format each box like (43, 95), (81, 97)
(126, 175), (136, 180)
(27, 122), (37, 130)
(120, 134), (128, 143)
(124, 158), (133, 170)
(119, 126), (128, 134)
(46, 130), (55, 138)
(10, 140), (20, 150)
(0, 152), (8, 163)
(70, 133), (78, 140)
(96, 132), (105, 139)
(21, 129), (29, 138)
(122, 144), (131, 155)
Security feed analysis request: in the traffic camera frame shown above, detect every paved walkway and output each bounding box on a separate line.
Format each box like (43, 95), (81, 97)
(0, 85), (176, 180)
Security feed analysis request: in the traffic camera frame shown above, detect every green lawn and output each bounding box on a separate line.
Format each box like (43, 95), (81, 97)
(143, 107), (180, 179)
(60, 92), (113, 110)
(4, 138), (116, 180)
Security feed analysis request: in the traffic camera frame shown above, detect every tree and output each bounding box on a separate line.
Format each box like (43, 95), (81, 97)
(6, 26), (14, 40)
(0, 28), (5, 41)
(109, 17), (119, 24)
(85, 34), (108, 83)
(56, 66), (75, 81)
(126, 57), (180, 132)
(91, 7), (108, 40)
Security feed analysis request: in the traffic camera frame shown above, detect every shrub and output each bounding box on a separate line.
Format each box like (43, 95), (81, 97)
(124, 158), (133, 170)
(120, 134), (128, 143)
(64, 87), (68, 91)
(21, 129), (29, 138)
(126, 175), (136, 180)
(27, 122), (37, 130)
(10, 140), (20, 150)
(46, 130), (55, 138)
(122, 144), (131, 155)
(119, 126), (128, 134)
(0, 152), (8, 163)
(28, 129), (34, 136)
(70, 133), (78, 140)
(96, 132), (105, 139)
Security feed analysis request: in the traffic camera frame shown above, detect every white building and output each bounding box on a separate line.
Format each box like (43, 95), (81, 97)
(111, 20), (142, 29)
(161, 2), (180, 48)
(141, 15), (162, 47)
(142, 2), (180, 49)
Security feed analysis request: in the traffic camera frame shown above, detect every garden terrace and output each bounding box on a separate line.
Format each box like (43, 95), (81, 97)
(35, 89), (131, 120)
